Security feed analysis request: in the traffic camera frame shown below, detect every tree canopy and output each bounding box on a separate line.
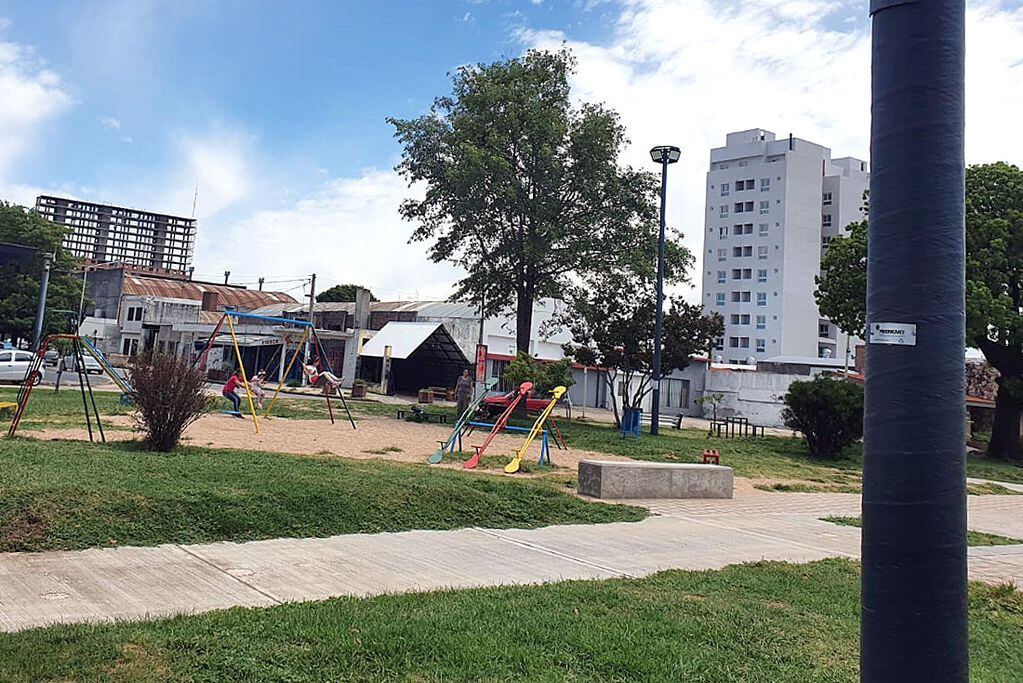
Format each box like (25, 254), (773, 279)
(389, 48), (661, 352)
(563, 224), (722, 426)
(813, 162), (1023, 459)
(0, 202), (83, 343)
(317, 284), (378, 303)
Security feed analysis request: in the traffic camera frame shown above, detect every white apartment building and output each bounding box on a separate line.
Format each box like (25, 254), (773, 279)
(700, 129), (869, 365)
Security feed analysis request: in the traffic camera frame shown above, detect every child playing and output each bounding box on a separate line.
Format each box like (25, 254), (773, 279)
(302, 358), (343, 392)
(250, 369), (267, 410)
(222, 370), (244, 417)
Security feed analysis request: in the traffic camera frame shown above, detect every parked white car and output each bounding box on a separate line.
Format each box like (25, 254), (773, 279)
(63, 353), (103, 374)
(0, 350), (44, 384)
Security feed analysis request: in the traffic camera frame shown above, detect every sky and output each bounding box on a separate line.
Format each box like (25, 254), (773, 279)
(1, 0), (1022, 303)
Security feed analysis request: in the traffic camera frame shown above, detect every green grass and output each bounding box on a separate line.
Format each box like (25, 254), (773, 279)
(0, 559), (1019, 682)
(822, 517), (1023, 546)
(0, 437), (644, 553)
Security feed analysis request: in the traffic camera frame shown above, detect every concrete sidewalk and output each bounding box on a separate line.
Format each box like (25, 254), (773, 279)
(2, 490), (1022, 633)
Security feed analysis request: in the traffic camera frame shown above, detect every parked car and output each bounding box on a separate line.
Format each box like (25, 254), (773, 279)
(43, 348), (61, 366)
(0, 350), (44, 384)
(63, 353), (103, 374)
(480, 388), (558, 418)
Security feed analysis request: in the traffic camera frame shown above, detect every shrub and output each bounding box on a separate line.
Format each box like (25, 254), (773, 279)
(127, 351), (213, 452)
(502, 351), (573, 395)
(781, 376), (864, 459)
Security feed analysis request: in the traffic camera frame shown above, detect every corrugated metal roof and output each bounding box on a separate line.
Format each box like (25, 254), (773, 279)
(123, 276), (297, 310)
(360, 322), (443, 359)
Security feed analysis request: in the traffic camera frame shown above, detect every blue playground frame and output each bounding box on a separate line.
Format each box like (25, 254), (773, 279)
(445, 420), (554, 466)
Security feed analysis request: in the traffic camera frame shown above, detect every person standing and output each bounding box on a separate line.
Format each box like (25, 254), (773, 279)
(455, 368), (473, 420)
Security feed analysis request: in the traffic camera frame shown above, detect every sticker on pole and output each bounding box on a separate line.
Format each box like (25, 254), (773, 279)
(869, 322), (916, 346)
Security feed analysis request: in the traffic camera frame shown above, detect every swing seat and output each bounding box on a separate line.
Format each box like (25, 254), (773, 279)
(222, 410), (243, 416)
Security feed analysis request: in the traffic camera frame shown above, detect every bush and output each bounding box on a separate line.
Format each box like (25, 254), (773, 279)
(502, 351), (574, 395)
(127, 352), (213, 452)
(781, 377), (864, 459)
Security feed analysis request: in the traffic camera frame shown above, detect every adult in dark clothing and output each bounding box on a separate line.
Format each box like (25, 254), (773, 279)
(455, 369), (473, 420)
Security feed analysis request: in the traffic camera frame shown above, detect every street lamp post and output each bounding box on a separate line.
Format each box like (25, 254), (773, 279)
(648, 145), (681, 436)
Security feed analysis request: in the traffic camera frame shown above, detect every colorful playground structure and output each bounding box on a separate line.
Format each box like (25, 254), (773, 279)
(504, 385), (567, 474)
(7, 333), (131, 441)
(462, 381), (532, 469)
(193, 309), (356, 433)
(428, 377), (498, 464)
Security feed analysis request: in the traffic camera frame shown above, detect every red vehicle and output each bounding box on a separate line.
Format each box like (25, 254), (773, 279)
(480, 388), (559, 418)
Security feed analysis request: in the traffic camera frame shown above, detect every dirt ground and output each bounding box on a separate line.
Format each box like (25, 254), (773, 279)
(33, 413), (635, 476)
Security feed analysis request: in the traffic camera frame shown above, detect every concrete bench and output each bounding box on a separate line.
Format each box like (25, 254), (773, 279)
(577, 460), (733, 500)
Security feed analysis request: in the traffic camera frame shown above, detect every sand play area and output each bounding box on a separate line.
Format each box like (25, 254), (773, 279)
(34, 412), (634, 475)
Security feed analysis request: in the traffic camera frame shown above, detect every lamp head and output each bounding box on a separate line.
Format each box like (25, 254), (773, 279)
(650, 145), (681, 164)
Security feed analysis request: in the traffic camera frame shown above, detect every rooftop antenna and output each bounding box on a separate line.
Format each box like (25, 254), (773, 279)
(191, 178), (199, 219)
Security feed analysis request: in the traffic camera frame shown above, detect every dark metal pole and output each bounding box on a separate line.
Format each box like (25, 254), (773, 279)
(31, 253), (54, 351)
(862, 0), (967, 680)
(650, 159), (668, 436)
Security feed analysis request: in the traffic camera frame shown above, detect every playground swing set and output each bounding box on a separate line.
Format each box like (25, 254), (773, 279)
(431, 381), (568, 473)
(193, 309), (356, 434)
(7, 333), (134, 441)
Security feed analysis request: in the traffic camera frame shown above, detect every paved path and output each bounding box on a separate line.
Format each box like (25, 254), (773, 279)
(2, 489), (1022, 633)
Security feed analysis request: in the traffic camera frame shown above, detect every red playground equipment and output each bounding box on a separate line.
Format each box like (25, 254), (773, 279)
(463, 381), (532, 470)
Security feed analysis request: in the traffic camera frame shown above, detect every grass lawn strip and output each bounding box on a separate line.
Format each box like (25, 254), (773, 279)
(0, 437), (644, 553)
(821, 517), (1023, 546)
(0, 559), (1019, 682)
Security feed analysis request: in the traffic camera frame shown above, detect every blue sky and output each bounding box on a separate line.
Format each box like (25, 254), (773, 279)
(1, 0), (1021, 300)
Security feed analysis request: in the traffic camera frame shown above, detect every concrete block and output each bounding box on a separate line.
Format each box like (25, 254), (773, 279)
(578, 460), (733, 500)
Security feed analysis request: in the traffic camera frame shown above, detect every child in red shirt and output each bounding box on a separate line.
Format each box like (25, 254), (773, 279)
(222, 371), (243, 416)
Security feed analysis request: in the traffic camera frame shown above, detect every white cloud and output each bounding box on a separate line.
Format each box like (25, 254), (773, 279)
(0, 38), (71, 180)
(100, 115), (121, 130)
(202, 169), (461, 301)
(518, 0), (1023, 300)
(0, 17), (12, 31)
(157, 125), (255, 220)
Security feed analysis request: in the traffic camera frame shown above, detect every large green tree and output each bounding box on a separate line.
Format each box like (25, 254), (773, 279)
(563, 226), (722, 426)
(0, 202), (83, 344)
(389, 49), (660, 352)
(317, 284), (378, 303)
(814, 162), (1023, 460)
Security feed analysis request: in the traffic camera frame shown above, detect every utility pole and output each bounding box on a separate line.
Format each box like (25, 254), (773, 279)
(861, 1), (966, 680)
(223, 270), (230, 285)
(258, 277), (264, 291)
(31, 253), (54, 351)
(302, 273), (316, 386)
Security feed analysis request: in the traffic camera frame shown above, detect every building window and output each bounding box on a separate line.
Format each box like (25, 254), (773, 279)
(757, 245), (768, 260)
(742, 223), (753, 235)
(742, 268), (752, 280)
(732, 246), (742, 257)
(756, 315), (766, 329)
(756, 338), (766, 353)
(121, 338), (139, 356)
(734, 202), (744, 213)
(759, 200), (770, 215)
(822, 192), (832, 205)
(714, 337), (724, 351)
(720, 163), (730, 170)
(756, 292), (767, 306)
(720, 205), (729, 218)
(822, 235), (832, 248)
(741, 291), (751, 303)
(740, 314), (750, 325)
(740, 337), (750, 349)
(733, 224), (743, 236)
(716, 293), (726, 306)
(717, 270), (726, 284)
(729, 337), (740, 348)
(719, 226), (728, 239)
(760, 178), (770, 192)
(732, 268), (742, 280)
(718, 248), (727, 261)
(731, 291), (741, 302)
(730, 314), (740, 324)
(819, 323), (831, 338)
(759, 223), (768, 236)
(757, 269), (767, 283)
(822, 214), (833, 227)
(720, 182), (730, 196)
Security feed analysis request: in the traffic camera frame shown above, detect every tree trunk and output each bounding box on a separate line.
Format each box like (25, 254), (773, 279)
(515, 288), (533, 354)
(988, 378), (1023, 461)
